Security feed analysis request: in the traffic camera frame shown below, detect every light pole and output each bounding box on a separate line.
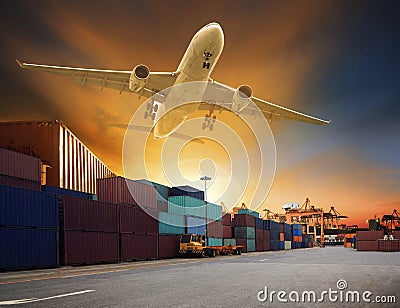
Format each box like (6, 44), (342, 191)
(200, 175), (211, 247)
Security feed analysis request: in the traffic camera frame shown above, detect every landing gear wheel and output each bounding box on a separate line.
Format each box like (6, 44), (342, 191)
(151, 113), (156, 121)
(153, 104), (159, 112)
(144, 111), (149, 119)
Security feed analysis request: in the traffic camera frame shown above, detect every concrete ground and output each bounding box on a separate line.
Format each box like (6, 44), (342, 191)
(0, 246), (399, 307)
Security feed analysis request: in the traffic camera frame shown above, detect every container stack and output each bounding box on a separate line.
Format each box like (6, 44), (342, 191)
(207, 218), (223, 246)
(59, 196), (119, 265)
(222, 213), (236, 246)
(97, 177), (159, 261)
(264, 220), (280, 251)
(0, 185), (59, 270)
(42, 185), (96, 200)
(0, 148), (41, 191)
(356, 230), (384, 251)
(255, 218), (271, 251)
(136, 179), (170, 212)
(283, 223), (292, 250)
(291, 224), (303, 249)
(233, 214), (256, 252)
(119, 205), (158, 261)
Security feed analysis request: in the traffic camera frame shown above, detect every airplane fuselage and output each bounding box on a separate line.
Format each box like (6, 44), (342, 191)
(153, 22), (224, 138)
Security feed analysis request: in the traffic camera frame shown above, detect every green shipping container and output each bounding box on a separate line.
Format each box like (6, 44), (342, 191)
(158, 212), (185, 235)
(238, 209), (260, 218)
(207, 202), (223, 221)
(234, 227), (256, 239)
(247, 239), (256, 252)
(223, 238), (237, 246)
(207, 238), (223, 246)
(137, 179), (170, 202)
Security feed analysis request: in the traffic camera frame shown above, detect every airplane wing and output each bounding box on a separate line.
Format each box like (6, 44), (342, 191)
(16, 60), (177, 98)
(202, 80), (330, 125)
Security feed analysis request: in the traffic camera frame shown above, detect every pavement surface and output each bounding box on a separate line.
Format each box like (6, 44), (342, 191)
(0, 246), (399, 307)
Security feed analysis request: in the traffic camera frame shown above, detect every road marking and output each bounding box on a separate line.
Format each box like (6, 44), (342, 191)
(0, 290), (95, 305)
(259, 259), (269, 262)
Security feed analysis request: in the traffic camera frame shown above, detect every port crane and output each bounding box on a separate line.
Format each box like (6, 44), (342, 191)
(284, 198), (325, 247)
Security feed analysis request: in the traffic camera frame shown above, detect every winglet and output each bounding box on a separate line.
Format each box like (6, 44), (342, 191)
(16, 59), (24, 68)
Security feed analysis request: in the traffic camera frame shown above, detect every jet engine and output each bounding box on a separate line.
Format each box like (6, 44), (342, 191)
(129, 64), (150, 92)
(232, 85), (252, 113)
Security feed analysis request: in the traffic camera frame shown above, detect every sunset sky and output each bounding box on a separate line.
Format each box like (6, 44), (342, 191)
(0, 1), (399, 226)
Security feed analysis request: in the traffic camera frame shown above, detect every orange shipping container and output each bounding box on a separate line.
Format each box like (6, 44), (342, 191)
(279, 232), (284, 241)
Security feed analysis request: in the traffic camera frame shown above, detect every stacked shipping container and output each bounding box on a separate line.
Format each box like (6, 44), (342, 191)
(0, 185), (59, 270)
(291, 224), (303, 249)
(0, 148), (41, 191)
(58, 196), (119, 265)
(356, 231), (384, 251)
(233, 214), (256, 252)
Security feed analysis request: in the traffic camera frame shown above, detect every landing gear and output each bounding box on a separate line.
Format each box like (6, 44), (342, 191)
(144, 101), (158, 121)
(202, 105), (219, 131)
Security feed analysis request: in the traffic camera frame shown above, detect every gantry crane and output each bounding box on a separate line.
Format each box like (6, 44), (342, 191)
(285, 198), (325, 247)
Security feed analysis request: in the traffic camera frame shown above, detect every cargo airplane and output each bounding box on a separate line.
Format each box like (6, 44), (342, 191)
(17, 22), (330, 139)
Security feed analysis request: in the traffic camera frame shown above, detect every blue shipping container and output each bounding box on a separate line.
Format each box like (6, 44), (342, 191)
(293, 229), (302, 236)
(279, 241), (285, 250)
(0, 185), (58, 228)
(263, 220), (280, 232)
(270, 240), (280, 251)
(270, 229), (280, 241)
(158, 212), (185, 235)
(171, 186), (204, 200)
(255, 218), (264, 229)
(42, 185), (95, 200)
(0, 228), (58, 270)
(185, 216), (206, 236)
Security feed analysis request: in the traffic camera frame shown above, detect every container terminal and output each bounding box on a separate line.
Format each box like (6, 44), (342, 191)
(0, 120), (399, 306)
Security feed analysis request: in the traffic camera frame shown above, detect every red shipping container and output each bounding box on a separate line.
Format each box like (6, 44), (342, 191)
(356, 231), (384, 241)
(236, 239), (248, 253)
(60, 230), (119, 265)
(159, 234), (181, 259)
(120, 233), (158, 261)
(279, 223), (284, 233)
(0, 175), (41, 191)
(0, 148), (41, 182)
(356, 240), (379, 251)
(60, 196), (118, 232)
(232, 214), (255, 227)
(97, 177), (157, 208)
(256, 228), (264, 240)
(279, 233), (284, 241)
(208, 220), (223, 238)
(222, 213), (231, 226)
(256, 239), (264, 252)
(264, 230), (271, 241)
(223, 225), (232, 238)
(119, 205), (158, 234)
(393, 231), (400, 240)
(264, 240), (270, 251)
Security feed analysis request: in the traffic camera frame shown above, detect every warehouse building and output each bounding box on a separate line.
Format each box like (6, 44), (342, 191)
(0, 120), (114, 194)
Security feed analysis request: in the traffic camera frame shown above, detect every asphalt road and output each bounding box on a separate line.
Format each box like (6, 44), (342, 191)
(0, 247), (399, 307)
